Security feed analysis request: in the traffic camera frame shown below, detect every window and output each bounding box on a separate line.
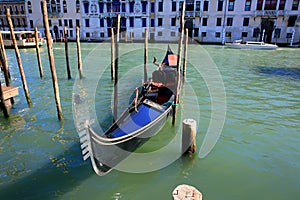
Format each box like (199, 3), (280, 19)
(64, 19), (68, 26)
(69, 19), (73, 28)
(86, 32), (90, 38)
(20, 5), (24, 14)
(76, 0), (80, 13)
(292, 0), (299, 10)
(100, 32), (105, 38)
(227, 17), (233, 26)
(243, 18), (250, 26)
(265, 0), (277, 10)
(9, 6), (13, 14)
(194, 28), (199, 37)
(59, 19), (62, 26)
(215, 32), (221, 38)
(28, 1), (32, 14)
(47, 0), (62, 13)
(107, 18), (112, 27)
(142, 1), (147, 13)
(274, 28), (281, 38)
(196, 1), (201, 11)
(245, 0), (251, 11)
(171, 18), (176, 26)
(151, 2), (155, 13)
(100, 19), (104, 27)
(107, 3), (111, 12)
(83, 2), (89, 13)
(256, 0), (263, 10)
(113, 1), (120, 12)
(242, 32), (248, 37)
(202, 18), (208, 26)
(158, 18), (163, 26)
(85, 19), (90, 27)
(203, 1), (209, 11)
(253, 27), (260, 37)
(279, 0), (286, 10)
(129, 2), (134, 13)
(186, 0), (194, 11)
(130, 17), (134, 27)
(288, 15), (297, 27)
(121, 3), (126, 12)
(216, 18), (222, 26)
(172, 1), (176, 11)
(158, 31), (163, 36)
(70, 30), (73, 37)
(286, 33), (292, 38)
(76, 19), (80, 27)
(121, 17), (126, 28)
(22, 18), (26, 27)
(171, 31), (176, 36)
(30, 20), (33, 28)
(202, 32), (207, 37)
(228, 0), (235, 11)
(217, 0), (223, 11)
(48, 19), (52, 27)
(226, 32), (231, 37)
(15, 6), (19, 14)
(151, 19), (155, 27)
(99, 2), (104, 13)
(142, 18), (146, 27)
(158, 1), (163, 12)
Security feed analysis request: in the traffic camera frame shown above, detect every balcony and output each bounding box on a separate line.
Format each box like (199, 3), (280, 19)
(176, 11), (202, 19)
(48, 12), (63, 18)
(255, 10), (286, 17)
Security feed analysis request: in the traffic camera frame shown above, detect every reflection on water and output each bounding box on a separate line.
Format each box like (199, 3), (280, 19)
(256, 67), (300, 79)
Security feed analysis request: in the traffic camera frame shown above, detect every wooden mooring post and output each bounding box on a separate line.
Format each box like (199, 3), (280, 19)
(41, 0), (63, 120)
(34, 27), (44, 79)
(0, 81), (9, 118)
(172, 1), (185, 125)
(6, 8), (31, 107)
(76, 26), (83, 79)
(113, 14), (120, 122)
(144, 28), (148, 82)
(0, 80), (19, 118)
(182, 119), (197, 155)
(0, 31), (11, 85)
(111, 28), (115, 80)
(183, 28), (189, 79)
(64, 27), (71, 79)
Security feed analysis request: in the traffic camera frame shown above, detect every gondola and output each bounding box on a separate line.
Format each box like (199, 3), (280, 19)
(79, 46), (181, 175)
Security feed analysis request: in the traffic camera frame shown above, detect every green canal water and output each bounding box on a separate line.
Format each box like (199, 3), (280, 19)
(0, 42), (299, 200)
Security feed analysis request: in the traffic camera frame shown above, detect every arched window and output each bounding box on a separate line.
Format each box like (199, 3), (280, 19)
(27, 1), (32, 14)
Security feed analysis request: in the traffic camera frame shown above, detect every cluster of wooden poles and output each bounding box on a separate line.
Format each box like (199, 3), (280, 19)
(110, 2), (188, 126)
(0, 0), (83, 119)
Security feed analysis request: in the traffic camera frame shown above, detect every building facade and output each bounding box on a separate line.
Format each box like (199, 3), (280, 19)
(0, 0), (299, 45)
(26, 0), (82, 40)
(0, 0), (27, 31)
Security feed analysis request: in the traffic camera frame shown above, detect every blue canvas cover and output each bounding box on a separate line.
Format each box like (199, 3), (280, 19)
(110, 104), (164, 138)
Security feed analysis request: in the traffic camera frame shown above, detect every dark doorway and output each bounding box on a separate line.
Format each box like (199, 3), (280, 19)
(150, 32), (155, 41)
(260, 18), (275, 43)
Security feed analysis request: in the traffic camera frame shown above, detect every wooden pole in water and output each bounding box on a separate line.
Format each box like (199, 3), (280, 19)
(76, 26), (83, 79)
(34, 27), (44, 79)
(41, 1), (63, 120)
(183, 28), (188, 79)
(0, 81), (9, 118)
(113, 14), (120, 121)
(144, 28), (148, 82)
(0, 31), (11, 86)
(6, 8), (32, 107)
(111, 28), (115, 80)
(172, 1), (185, 125)
(182, 119), (197, 155)
(64, 27), (71, 79)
